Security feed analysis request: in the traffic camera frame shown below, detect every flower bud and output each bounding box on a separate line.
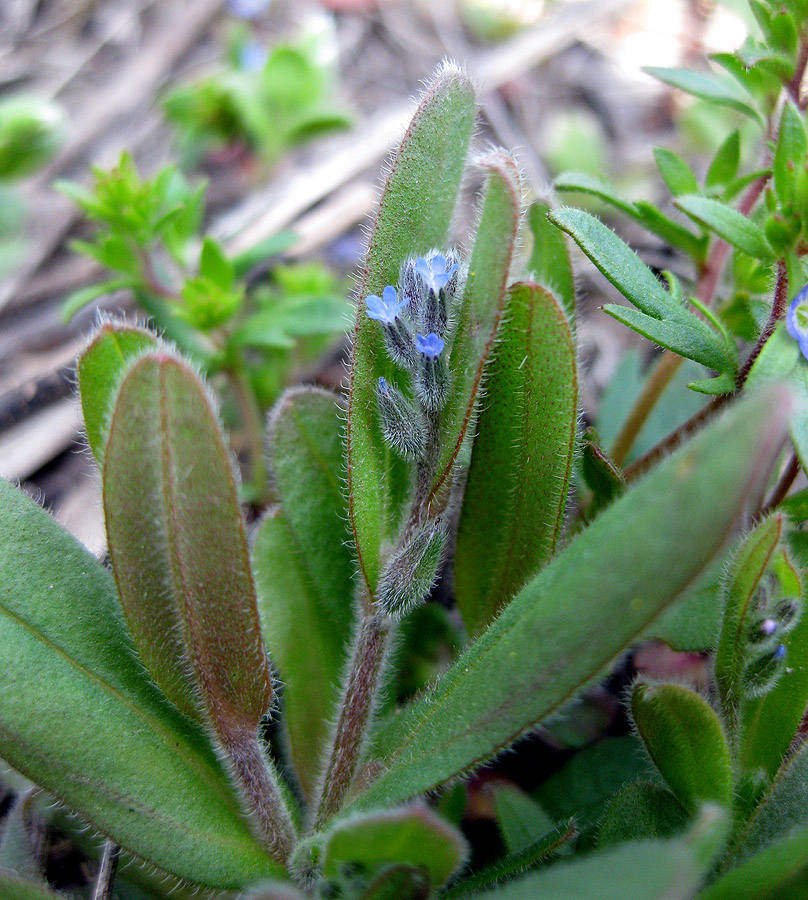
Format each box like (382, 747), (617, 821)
(743, 645), (787, 699)
(376, 377), (426, 459)
(377, 521), (447, 619)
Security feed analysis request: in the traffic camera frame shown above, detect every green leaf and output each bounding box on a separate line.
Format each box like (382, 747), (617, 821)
(603, 303), (734, 373)
(739, 549), (806, 780)
(654, 148), (700, 196)
(322, 806), (467, 888)
(253, 511), (349, 799)
(104, 351), (272, 732)
(675, 195), (774, 261)
(0, 480), (278, 888)
(580, 433), (625, 516)
(699, 825), (808, 900)
(464, 807), (727, 900)
(77, 322), (158, 465)
(744, 323), (800, 391)
(231, 230), (297, 278)
(535, 735), (652, 828)
(774, 102), (807, 205)
(598, 782), (689, 847)
(254, 387), (355, 797)
(346, 64), (475, 597)
(454, 283), (577, 636)
(0, 871), (67, 900)
(355, 387), (790, 811)
(526, 201), (575, 322)
(198, 237), (235, 289)
(61, 277), (139, 323)
(631, 682), (733, 810)
(633, 201), (709, 262)
(493, 785), (554, 854)
(427, 152), (522, 514)
(554, 171), (637, 216)
(713, 514), (783, 732)
(705, 131), (741, 191)
(442, 822), (576, 900)
(726, 739), (808, 872)
(688, 371), (736, 395)
(644, 66), (763, 123)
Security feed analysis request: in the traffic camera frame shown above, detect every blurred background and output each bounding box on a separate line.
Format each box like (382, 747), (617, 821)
(0, 0), (753, 546)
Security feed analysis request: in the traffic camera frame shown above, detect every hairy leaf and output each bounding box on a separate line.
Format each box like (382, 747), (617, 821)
(428, 152), (522, 513)
(526, 201), (575, 322)
(676, 195), (774, 261)
(104, 351), (272, 733)
(631, 682), (733, 810)
(0, 480), (278, 888)
(322, 806), (467, 887)
(346, 64), (475, 597)
(254, 387), (355, 796)
(77, 322), (157, 465)
(454, 282), (577, 636)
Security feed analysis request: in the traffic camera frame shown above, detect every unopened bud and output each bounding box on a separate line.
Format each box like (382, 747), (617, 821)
(743, 645), (787, 698)
(376, 377), (426, 459)
(377, 521), (447, 619)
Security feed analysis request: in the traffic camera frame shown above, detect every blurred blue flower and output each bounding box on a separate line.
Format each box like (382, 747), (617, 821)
(787, 284), (808, 359)
(239, 41), (268, 72)
(415, 254), (458, 294)
(415, 332), (445, 358)
(227, 0), (270, 19)
(366, 286), (409, 325)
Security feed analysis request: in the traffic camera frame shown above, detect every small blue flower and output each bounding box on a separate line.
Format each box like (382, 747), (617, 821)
(787, 284), (808, 359)
(378, 376), (390, 395)
(775, 644), (787, 660)
(415, 332), (445, 358)
(415, 254), (458, 294)
(365, 286), (409, 325)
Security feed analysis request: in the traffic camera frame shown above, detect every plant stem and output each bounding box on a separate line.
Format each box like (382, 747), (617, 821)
(608, 173), (769, 466)
(625, 259), (789, 482)
(314, 613), (391, 828)
(222, 730), (298, 864)
(610, 351), (683, 467)
(735, 258), (789, 388)
(91, 841), (120, 900)
(759, 452), (801, 518)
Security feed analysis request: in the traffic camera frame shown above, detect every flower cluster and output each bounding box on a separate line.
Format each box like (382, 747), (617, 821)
(363, 250), (464, 459)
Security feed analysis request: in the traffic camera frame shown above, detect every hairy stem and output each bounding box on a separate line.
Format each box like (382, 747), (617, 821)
(314, 613), (392, 828)
(221, 730), (298, 864)
(759, 452), (801, 518)
(609, 173), (770, 467)
(91, 841), (120, 900)
(625, 260), (789, 483)
(736, 259), (789, 388)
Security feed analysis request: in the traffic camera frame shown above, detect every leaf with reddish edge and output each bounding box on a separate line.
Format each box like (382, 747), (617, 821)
(346, 64), (476, 599)
(77, 321), (157, 465)
(103, 351), (296, 862)
(104, 350), (272, 730)
(454, 282), (577, 637)
(427, 151), (522, 515)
